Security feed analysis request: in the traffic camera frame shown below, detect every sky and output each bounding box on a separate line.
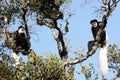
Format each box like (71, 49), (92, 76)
(7, 0), (120, 80)
(67, 1), (120, 80)
(30, 0), (120, 80)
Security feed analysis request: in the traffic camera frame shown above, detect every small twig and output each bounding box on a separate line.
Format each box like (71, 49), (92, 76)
(111, 68), (120, 80)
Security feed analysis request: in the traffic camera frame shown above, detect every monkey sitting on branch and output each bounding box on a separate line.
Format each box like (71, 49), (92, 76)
(87, 15), (108, 77)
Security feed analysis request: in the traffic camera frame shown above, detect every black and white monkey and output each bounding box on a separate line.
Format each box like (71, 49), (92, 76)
(88, 16), (108, 77)
(13, 26), (31, 66)
(14, 26), (30, 54)
(88, 15), (107, 52)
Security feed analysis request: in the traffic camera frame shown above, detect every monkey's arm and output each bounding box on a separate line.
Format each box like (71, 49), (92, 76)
(99, 15), (107, 29)
(92, 27), (96, 40)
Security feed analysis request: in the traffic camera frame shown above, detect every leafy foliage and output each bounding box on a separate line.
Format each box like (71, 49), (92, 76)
(0, 54), (13, 79)
(0, 53), (74, 80)
(78, 63), (98, 80)
(0, 0), (67, 22)
(108, 44), (120, 70)
(5, 37), (15, 49)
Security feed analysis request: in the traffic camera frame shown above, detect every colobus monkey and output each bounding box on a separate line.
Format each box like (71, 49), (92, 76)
(14, 26), (30, 55)
(12, 26), (31, 66)
(87, 15), (107, 52)
(87, 16), (108, 77)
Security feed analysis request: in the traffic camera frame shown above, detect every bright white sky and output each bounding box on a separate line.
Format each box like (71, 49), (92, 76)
(8, 0), (120, 80)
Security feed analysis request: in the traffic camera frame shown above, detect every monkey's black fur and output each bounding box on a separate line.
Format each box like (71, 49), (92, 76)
(87, 16), (107, 53)
(14, 26), (30, 55)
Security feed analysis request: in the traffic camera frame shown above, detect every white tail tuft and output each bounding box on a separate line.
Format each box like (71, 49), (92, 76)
(12, 52), (20, 66)
(99, 46), (108, 77)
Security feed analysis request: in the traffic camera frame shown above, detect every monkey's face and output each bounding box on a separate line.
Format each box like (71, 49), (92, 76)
(92, 22), (98, 28)
(18, 27), (25, 34)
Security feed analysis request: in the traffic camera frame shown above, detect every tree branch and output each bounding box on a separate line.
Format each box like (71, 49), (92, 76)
(102, 0), (119, 19)
(64, 43), (97, 66)
(39, 17), (69, 60)
(64, 19), (106, 66)
(18, 1), (35, 55)
(111, 68), (120, 80)
(55, 25), (68, 60)
(64, 0), (119, 66)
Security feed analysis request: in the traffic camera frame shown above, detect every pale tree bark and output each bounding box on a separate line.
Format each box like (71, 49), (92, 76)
(42, 18), (69, 60)
(36, 11), (70, 60)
